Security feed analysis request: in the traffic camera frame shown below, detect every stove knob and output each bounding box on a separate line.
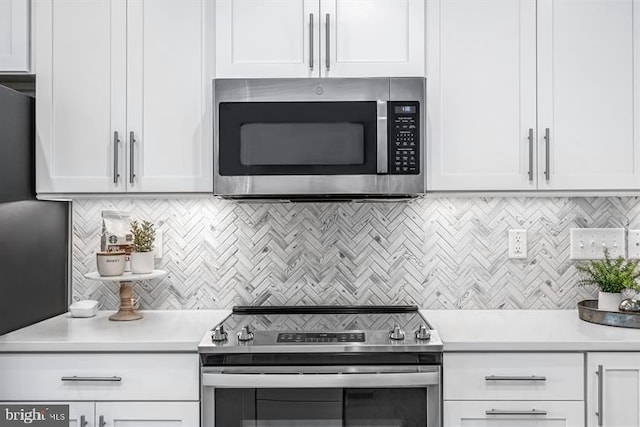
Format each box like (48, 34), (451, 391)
(237, 325), (254, 342)
(414, 325), (431, 341)
(388, 324), (405, 340)
(211, 325), (228, 342)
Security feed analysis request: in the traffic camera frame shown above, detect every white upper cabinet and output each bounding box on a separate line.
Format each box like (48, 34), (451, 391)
(427, 0), (537, 191)
(428, 0), (640, 192)
(215, 0), (425, 78)
(0, 0), (30, 72)
(216, 0), (318, 78)
(537, 0), (640, 190)
(35, 0), (126, 193)
(126, 0), (211, 193)
(320, 0), (425, 77)
(35, 0), (212, 195)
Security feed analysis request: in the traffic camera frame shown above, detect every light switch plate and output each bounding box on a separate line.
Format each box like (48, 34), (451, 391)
(627, 229), (640, 259)
(570, 228), (625, 260)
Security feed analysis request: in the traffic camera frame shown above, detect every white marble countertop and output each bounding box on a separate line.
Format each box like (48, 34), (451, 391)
(0, 310), (230, 352)
(3, 309), (640, 353)
(423, 309), (640, 351)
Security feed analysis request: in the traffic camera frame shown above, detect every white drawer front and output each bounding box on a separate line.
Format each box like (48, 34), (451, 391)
(444, 400), (585, 427)
(0, 353), (198, 401)
(444, 353), (583, 400)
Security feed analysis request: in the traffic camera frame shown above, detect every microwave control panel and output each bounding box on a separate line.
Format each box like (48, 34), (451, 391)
(388, 101), (419, 174)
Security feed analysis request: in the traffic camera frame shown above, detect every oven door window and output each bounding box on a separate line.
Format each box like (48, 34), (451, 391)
(214, 388), (427, 427)
(218, 102), (378, 176)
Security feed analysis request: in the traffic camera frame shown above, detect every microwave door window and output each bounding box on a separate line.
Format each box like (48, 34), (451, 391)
(239, 123), (364, 166)
(218, 101), (378, 176)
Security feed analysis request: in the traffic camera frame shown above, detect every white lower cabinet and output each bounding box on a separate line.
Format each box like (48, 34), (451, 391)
(587, 352), (640, 427)
(0, 353), (200, 427)
(444, 352), (585, 427)
(444, 400), (584, 427)
(68, 402), (95, 427)
(96, 402), (199, 426)
(0, 401), (197, 427)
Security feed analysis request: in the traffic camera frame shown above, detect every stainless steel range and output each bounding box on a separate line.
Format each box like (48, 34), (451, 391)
(199, 305), (442, 427)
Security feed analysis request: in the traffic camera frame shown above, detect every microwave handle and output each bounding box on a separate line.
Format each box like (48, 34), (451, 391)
(376, 101), (388, 174)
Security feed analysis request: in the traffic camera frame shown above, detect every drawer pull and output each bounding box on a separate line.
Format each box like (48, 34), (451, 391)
(61, 376), (122, 382)
(486, 409), (548, 416)
(485, 375), (547, 381)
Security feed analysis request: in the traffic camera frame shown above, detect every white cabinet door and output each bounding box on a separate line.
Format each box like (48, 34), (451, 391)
(444, 401), (584, 427)
(0, 0), (30, 72)
(215, 0), (318, 78)
(68, 402), (95, 427)
(320, 0), (424, 77)
(0, 402), (94, 427)
(34, 0), (127, 193)
(538, 0), (640, 190)
(215, 0), (424, 78)
(126, 0), (212, 192)
(427, 0), (536, 191)
(96, 402), (199, 426)
(36, 0), (212, 194)
(587, 353), (640, 427)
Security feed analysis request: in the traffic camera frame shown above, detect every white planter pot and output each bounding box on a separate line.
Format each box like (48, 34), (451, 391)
(598, 291), (623, 311)
(130, 251), (154, 274)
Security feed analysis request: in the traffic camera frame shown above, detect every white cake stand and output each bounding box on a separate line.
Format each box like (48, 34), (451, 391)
(84, 270), (167, 321)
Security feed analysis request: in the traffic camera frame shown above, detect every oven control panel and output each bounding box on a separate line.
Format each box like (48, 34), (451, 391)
(388, 101), (419, 175)
(277, 332), (365, 343)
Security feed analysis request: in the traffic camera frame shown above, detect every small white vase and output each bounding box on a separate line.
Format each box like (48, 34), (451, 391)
(598, 291), (623, 311)
(130, 251), (154, 274)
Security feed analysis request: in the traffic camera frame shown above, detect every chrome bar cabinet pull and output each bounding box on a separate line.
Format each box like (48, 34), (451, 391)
(129, 131), (136, 184)
(61, 376), (122, 382)
(486, 409), (547, 416)
(309, 13), (314, 70)
(485, 375), (547, 382)
(527, 128), (534, 181)
(596, 364), (603, 426)
(325, 14), (330, 70)
(113, 131), (120, 184)
(99, 415), (106, 427)
(544, 127), (550, 181)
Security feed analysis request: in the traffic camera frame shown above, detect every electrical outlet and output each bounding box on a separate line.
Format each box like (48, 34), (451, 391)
(153, 230), (163, 259)
(628, 229), (640, 259)
(508, 229), (527, 259)
(569, 228), (625, 260)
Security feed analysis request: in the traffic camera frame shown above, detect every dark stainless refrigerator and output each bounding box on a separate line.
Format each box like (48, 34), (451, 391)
(0, 84), (69, 335)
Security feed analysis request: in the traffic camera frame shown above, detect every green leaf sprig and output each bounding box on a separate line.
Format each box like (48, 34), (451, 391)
(130, 220), (156, 252)
(575, 248), (640, 293)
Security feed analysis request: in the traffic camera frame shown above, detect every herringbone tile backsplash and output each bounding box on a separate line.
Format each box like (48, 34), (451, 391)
(72, 197), (640, 310)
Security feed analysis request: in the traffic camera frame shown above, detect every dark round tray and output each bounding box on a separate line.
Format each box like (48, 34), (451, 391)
(578, 299), (640, 329)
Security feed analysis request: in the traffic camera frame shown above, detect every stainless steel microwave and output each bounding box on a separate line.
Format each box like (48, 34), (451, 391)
(213, 78), (425, 199)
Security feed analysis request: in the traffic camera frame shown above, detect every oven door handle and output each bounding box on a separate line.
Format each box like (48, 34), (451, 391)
(202, 371), (439, 388)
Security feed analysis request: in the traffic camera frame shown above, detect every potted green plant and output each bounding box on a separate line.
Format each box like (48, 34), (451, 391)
(130, 220), (156, 274)
(575, 248), (640, 311)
